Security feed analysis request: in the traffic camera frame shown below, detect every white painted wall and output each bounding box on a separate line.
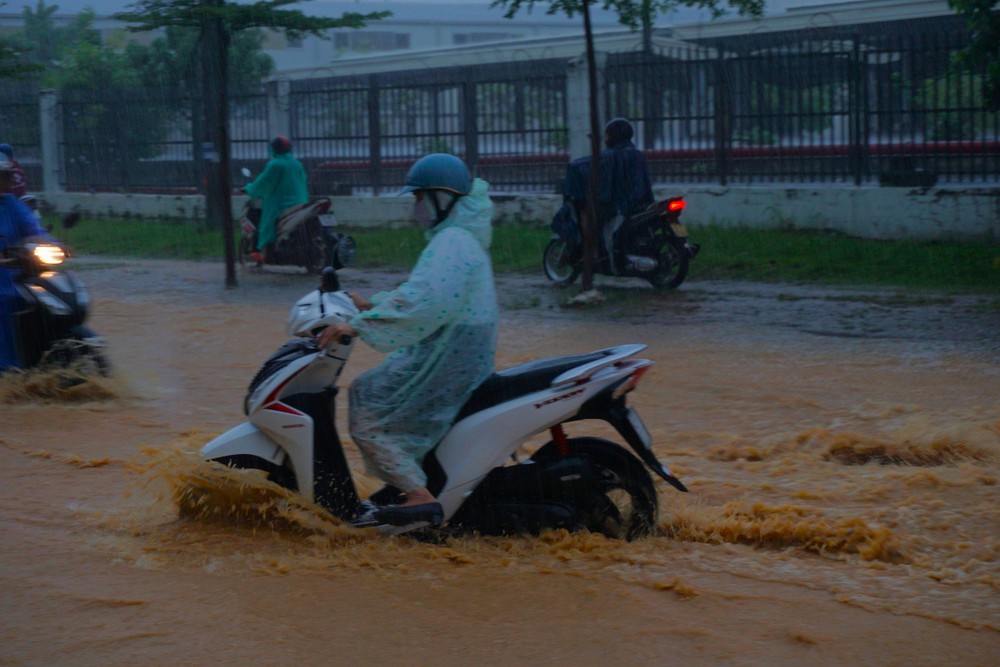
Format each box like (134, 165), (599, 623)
(42, 186), (1000, 242)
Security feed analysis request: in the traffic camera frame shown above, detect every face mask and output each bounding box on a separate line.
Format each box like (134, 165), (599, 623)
(413, 198), (436, 229)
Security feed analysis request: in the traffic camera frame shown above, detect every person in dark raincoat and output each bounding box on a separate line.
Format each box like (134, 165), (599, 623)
(243, 136), (308, 264)
(554, 118), (654, 255)
(0, 160), (55, 372)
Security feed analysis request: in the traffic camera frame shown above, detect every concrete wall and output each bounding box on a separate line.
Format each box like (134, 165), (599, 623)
(42, 186), (1000, 242)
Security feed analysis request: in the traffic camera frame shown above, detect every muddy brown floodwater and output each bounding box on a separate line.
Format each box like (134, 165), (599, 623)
(2, 257), (998, 666)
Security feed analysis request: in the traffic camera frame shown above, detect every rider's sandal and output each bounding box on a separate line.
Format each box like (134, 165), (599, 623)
(349, 500), (381, 528)
(373, 502), (444, 527)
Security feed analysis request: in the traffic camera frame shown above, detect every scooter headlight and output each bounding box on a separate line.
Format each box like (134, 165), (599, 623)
(31, 244), (66, 266)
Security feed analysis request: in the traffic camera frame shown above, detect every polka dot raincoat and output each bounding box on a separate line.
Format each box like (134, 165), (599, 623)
(348, 178), (499, 492)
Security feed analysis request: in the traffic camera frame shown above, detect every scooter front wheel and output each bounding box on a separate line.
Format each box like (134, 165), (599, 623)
(543, 237), (581, 286)
(531, 437), (658, 540)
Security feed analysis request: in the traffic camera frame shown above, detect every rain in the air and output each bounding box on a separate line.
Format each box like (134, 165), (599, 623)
(0, 0), (997, 664)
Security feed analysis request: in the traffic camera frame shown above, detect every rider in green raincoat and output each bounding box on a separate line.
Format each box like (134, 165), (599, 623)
(244, 136), (308, 260)
(318, 154), (498, 526)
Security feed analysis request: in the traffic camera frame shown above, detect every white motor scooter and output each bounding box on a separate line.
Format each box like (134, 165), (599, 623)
(200, 269), (687, 538)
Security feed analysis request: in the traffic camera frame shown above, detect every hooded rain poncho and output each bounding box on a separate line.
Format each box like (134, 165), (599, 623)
(244, 150), (309, 250)
(348, 178), (499, 492)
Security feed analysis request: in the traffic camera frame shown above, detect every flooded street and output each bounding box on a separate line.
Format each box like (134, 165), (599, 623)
(2, 258), (998, 666)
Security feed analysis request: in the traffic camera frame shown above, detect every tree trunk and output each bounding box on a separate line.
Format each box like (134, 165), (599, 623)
(581, 0), (601, 293)
(200, 2), (237, 289)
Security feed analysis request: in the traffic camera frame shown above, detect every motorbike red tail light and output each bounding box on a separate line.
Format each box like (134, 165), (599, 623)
(612, 364), (650, 399)
(668, 199), (685, 212)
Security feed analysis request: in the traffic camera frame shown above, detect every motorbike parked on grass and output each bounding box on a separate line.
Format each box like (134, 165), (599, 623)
(199, 268), (688, 539)
(2, 210), (109, 375)
(238, 168), (356, 275)
(544, 197), (700, 290)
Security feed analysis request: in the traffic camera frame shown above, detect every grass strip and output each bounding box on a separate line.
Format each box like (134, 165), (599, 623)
(51, 217), (1000, 293)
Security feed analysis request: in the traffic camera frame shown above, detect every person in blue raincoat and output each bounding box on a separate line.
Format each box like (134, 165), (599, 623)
(318, 154), (499, 526)
(243, 136), (308, 264)
(0, 161), (55, 373)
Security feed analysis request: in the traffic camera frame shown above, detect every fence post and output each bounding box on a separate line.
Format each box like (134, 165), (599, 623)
(713, 54), (731, 186)
(849, 39), (865, 186)
(39, 89), (63, 195)
(567, 51), (607, 160)
(266, 78), (292, 139)
(367, 75), (382, 195)
(462, 77), (479, 171)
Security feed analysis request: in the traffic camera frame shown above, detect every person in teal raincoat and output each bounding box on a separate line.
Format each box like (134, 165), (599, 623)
(318, 154), (498, 526)
(243, 136), (308, 263)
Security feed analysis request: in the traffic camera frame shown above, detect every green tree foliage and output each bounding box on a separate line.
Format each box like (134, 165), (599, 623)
(114, 0), (392, 286)
(126, 26), (273, 103)
(0, 40), (42, 79)
(949, 0), (1000, 111)
(114, 0), (390, 39)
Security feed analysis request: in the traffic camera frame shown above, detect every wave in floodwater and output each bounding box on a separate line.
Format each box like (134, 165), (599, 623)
(119, 436), (915, 567)
(0, 362), (122, 403)
(18, 418), (996, 631)
(708, 415), (1000, 467)
(661, 498), (905, 562)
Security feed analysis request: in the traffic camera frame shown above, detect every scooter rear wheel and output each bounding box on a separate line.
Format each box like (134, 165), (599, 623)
(531, 437), (658, 540)
(647, 237), (689, 290)
(543, 237), (581, 286)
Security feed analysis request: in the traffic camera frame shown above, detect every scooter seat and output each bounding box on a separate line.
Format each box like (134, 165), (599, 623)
(455, 351), (610, 422)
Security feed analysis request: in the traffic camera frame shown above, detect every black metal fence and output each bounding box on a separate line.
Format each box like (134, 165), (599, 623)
(291, 59), (568, 195)
(4, 25), (996, 194)
(608, 31), (999, 186)
(0, 81), (43, 188)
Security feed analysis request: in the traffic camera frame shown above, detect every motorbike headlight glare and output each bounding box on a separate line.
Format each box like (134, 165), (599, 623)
(29, 284), (72, 315)
(32, 244), (66, 266)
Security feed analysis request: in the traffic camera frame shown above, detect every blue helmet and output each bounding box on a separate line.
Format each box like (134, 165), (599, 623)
(0, 144), (12, 159)
(399, 153), (471, 196)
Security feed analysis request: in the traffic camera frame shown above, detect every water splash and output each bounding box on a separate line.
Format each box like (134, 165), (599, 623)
(660, 497), (906, 562)
(0, 362), (121, 403)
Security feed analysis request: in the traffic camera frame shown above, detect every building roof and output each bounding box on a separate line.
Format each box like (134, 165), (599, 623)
(0, 0), (624, 27)
(278, 29), (712, 79)
(666, 0), (963, 50)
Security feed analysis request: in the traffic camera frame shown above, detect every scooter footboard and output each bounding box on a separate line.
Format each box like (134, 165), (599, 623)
(200, 422), (285, 466)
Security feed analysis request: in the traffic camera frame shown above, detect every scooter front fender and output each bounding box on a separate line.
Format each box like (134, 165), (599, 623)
(200, 422), (286, 466)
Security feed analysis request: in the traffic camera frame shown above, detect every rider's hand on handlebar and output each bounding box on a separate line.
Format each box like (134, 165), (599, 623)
(317, 322), (356, 348)
(347, 292), (373, 311)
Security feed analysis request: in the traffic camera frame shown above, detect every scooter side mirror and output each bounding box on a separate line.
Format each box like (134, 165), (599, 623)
(241, 167), (252, 179)
(320, 267), (340, 293)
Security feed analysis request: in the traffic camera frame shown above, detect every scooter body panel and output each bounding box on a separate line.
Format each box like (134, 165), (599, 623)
(200, 421), (287, 466)
(434, 362), (640, 519)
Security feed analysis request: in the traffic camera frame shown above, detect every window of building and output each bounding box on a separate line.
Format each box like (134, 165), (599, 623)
(333, 32), (410, 52)
(452, 32), (520, 45)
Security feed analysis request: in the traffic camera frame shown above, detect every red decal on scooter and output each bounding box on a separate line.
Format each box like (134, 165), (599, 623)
(533, 388), (585, 409)
(265, 402), (305, 417)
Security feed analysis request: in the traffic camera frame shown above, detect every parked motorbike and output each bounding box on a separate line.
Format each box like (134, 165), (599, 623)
(239, 168), (356, 275)
(2, 211), (109, 374)
(544, 197), (700, 289)
(199, 268), (688, 539)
